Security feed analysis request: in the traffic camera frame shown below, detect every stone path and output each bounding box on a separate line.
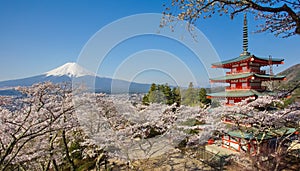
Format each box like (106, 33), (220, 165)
(105, 148), (214, 171)
(205, 144), (238, 156)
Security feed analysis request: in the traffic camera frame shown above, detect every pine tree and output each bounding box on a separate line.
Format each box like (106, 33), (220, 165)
(142, 83), (156, 105)
(142, 94), (149, 105)
(147, 83), (165, 104)
(182, 82), (197, 106)
(199, 88), (211, 107)
(163, 84), (173, 105)
(172, 87), (181, 107)
(150, 83), (156, 92)
(148, 90), (165, 103)
(143, 83), (179, 106)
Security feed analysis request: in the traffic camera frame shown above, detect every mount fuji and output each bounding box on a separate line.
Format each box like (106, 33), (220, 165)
(45, 62), (96, 77)
(0, 62), (151, 94)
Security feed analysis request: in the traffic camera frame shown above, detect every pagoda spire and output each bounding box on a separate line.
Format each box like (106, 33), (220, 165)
(241, 13), (250, 56)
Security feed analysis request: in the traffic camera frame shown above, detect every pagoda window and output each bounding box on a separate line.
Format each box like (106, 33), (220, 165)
(231, 83), (236, 89)
(242, 83), (248, 88)
(242, 66), (248, 72)
(232, 68), (237, 73)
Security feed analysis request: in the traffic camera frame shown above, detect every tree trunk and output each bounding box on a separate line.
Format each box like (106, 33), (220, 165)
(62, 130), (76, 171)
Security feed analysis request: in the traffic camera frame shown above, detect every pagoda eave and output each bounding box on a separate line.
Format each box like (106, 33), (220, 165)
(254, 74), (286, 81)
(210, 73), (285, 83)
(207, 95), (254, 99)
(251, 58), (284, 66)
(212, 55), (284, 68)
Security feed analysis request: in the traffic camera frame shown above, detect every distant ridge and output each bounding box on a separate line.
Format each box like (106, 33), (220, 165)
(0, 62), (151, 94)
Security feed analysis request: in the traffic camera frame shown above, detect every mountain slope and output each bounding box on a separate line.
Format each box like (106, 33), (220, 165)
(0, 75), (71, 88)
(279, 63), (300, 82)
(0, 63), (150, 94)
(278, 64), (300, 103)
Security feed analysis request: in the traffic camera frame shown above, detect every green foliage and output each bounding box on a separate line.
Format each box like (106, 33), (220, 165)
(163, 84), (173, 105)
(182, 82), (198, 106)
(142, 82), (211, 107)
(69, 141), (83, 160)
(184, 129), (199, 135)
(181, 83), (211, 107)
(142, 94), (149, 105)
(181, 118), (205, 126)
(148, 89), (166, 103)
(199, 88), (211, 105)
(142, 83), (181, 106)
(150, 83), (156, 92)
(181, 118), (204, 135)
(172, 87), (181, 107)
(76, 159), (96, 171)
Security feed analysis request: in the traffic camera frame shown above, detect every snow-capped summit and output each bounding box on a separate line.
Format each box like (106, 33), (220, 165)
(45, 62), (95, 77)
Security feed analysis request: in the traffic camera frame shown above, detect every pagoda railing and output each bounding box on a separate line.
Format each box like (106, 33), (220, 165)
(226, 70), (266, 75)
(226, 86), (266, 90)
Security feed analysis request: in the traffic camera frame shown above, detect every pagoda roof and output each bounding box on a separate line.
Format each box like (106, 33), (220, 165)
(227, 127), (296, 140)
(207, 89), (261, 98)
(255, 73), (286, 79)
(211, 73), (252, 81)
(212, 54), (284, 68)
(210, 73), (285, 82)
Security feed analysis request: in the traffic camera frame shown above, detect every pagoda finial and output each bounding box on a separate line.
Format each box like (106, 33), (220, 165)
(241, 13), (250, 56)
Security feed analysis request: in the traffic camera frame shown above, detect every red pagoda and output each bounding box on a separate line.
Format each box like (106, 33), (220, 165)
(208, 14), (285, 105)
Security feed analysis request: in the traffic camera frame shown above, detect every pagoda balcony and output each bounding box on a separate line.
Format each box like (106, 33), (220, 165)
(226, 69), (251, 75)
(226, 70), (266, 75)
(226, 86), (267, 90)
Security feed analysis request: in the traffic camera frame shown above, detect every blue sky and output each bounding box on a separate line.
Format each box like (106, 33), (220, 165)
(0, 0), (299, 87)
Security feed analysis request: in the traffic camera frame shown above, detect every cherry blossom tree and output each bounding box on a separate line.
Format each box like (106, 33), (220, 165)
(163, 0), (300, 37)
(0, 82), (80, 170)
(75, 91), (299, 170)
(216, 96), (300, 170)
(74, 92), (227, 166)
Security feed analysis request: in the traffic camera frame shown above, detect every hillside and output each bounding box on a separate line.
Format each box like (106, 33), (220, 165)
(279, 63), (300, 82)
(278, 63), (300, 103)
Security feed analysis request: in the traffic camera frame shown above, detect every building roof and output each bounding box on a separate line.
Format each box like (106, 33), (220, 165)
(212, 55), (284, 68)
(227, 127), (296, 140)
(207, 89), (261, 98)
(210, 73), (253, 81)
(255, 73), (286, 79)
(210, 73), (285, 82)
